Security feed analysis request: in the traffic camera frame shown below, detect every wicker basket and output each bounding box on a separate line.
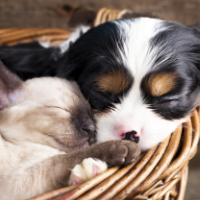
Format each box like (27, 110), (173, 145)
(1, 8), (199, 200)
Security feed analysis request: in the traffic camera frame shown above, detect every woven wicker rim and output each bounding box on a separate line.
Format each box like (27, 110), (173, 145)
(0, 28), (72, 46)
(1, 7), (199, 200)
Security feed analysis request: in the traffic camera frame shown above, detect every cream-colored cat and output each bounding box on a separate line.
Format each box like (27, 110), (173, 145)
(0, 61), (140, 200)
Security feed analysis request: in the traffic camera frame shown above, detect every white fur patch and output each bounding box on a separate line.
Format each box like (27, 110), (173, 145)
(38, 26), (90, 51)
(59, 25), (90, 54)
(69, 158), (107, 185)
(38, 40), (51, 48)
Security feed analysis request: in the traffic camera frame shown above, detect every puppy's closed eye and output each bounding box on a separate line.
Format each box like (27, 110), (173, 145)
(146, 72), (177, 97)
(95, 69), (133, 94)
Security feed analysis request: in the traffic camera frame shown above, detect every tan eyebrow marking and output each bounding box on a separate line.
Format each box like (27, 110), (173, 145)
(147, 72), (177, 97)
(95, 69), (132, 94)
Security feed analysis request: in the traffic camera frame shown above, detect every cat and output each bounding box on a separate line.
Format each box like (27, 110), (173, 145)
(0, 61), (140, 200)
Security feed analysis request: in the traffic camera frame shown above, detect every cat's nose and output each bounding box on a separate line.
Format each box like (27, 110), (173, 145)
(82, 119), (96, 136)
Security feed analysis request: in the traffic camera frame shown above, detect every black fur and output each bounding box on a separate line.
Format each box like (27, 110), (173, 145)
(0, 43), (63, 80)
(141, 21), (200, 119)
(58, 21), (133, 112)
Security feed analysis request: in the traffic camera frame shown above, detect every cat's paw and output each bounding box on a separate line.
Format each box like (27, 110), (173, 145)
(68, 158), (107, 186)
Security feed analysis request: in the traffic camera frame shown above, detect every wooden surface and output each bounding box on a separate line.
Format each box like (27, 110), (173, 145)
(1, 0), (200, 29)
(0, 0), (200, 199)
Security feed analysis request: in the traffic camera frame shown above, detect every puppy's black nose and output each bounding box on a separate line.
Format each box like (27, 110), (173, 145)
(82, 119), (96, 136)
(123, 131), (139, 143)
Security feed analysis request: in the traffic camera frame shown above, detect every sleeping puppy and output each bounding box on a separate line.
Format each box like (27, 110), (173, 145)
(1, 18), (200, 151)
(0, 61), (140, 200)
(61, 18), (200, 152)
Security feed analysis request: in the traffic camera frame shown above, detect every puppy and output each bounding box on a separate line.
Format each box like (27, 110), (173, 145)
(0, 61), (140, 200)
(1, 18), (200, 151)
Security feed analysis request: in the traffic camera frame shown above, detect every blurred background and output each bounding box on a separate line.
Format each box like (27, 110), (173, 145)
(0, 0), (200, 199)
(1, 0), (200, 28)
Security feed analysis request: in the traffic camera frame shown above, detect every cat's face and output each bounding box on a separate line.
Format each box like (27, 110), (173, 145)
(0, 63), (95, 152)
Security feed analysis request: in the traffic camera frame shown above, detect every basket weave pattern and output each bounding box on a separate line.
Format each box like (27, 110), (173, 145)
(1, 8), (199, 200)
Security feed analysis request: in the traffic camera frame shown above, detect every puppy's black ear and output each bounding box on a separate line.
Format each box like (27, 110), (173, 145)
(0, 61), (22, 110)
(192, 25), (200, 54)
(189, 26), (200, 105)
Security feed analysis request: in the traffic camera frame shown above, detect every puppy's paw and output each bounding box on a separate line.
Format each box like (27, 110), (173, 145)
(102, 140), (140, 166)
(68, 158), (107, 186)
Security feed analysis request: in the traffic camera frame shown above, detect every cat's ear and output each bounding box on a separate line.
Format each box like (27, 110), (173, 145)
(0, 60), (22, 109)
